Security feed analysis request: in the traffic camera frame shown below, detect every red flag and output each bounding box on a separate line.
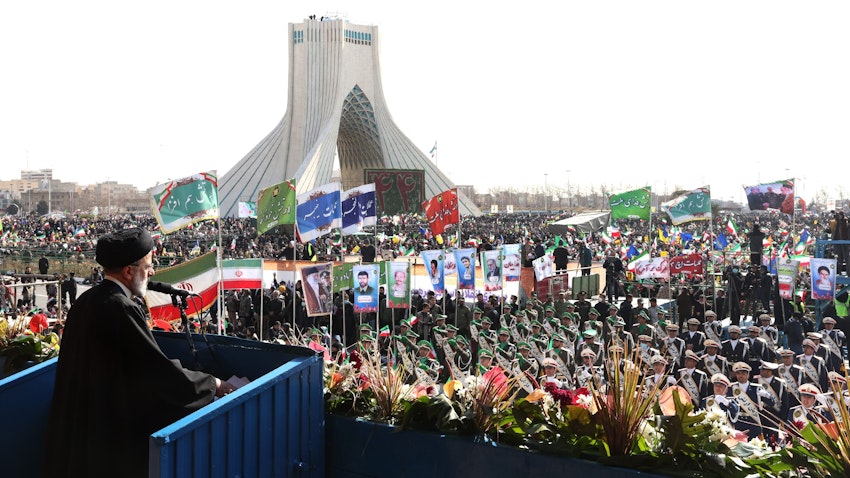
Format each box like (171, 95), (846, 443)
(422, 189), (459, 235)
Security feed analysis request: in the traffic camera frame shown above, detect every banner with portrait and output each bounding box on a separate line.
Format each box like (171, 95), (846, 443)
(352, 264), (380, 313)
(533, 254), (554, 282)
(481, 249), (503, 291)
(385, 261), (411, 309)
(810, 258), (837, 301)
(420, 250), (446, 294)
(298, 262), (333, 317)
(776, 258), (799, 301)
(454, 248), (477, 290)
(502, 244), (522, 282)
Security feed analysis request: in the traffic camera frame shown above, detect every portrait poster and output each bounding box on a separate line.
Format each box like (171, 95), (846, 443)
(810, 258), (837, 301)
(421, 249), (445, 294)
(502, 244), (522, 282)
(454, 248), (476, 290)
(481, 249), (503, 291)
(386, 261), (411, 309)
(299, 262), (333, 317)
(352, 264), (380, 313)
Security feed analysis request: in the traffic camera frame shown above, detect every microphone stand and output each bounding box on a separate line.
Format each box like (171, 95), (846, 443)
(173, 293), (200, 369)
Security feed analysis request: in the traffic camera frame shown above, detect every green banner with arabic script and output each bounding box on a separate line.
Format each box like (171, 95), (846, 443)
(659, 186), (712, 225)
(608, 187), (651, 220)
(257, 179), (297, 235)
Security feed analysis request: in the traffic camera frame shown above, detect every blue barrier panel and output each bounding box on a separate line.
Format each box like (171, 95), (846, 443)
(0, 358), (58, 478)
(326, 415), (665, 478)
(0, 333), (324, 478)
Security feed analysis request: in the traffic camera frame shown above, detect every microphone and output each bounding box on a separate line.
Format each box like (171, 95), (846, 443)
(147, 281), (199, 297)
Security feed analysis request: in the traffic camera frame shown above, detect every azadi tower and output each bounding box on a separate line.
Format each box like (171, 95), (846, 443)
(219, 17), (481, 217)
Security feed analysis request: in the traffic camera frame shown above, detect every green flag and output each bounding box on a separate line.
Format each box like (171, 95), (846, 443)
(333, 262), (353, 293)
(150, 172), (219, 234)
(257, 179), (297, 235)
(659, 186), (711, 225)
(608, 187), (651, 220)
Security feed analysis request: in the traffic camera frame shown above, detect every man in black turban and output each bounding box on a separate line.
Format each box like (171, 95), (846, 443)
(45, 227), (235, 477)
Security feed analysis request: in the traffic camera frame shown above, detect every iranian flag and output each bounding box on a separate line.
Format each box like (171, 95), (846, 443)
(222, 259), (264, 290)
(146, 252), (219, 322)
(380, 326), (391, 337)
(627, 250), (649, 271)
(726, 219), (738, 237)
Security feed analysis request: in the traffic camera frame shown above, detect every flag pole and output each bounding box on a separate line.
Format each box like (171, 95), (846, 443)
(216, 198), (224, 335)
(293, 224), (297, 334)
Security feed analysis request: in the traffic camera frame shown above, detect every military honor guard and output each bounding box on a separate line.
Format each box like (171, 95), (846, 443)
(574, 348), (606, 388)
(608, 318), (635, 356)
(744, 325), (775, 372)
(661, 323), (687, 371)
(788, 383), (832, 428)
(758, 314), (779, 351)
(796, 338), (830, 392)
(702, 310), (723, 344)
(698, 339), (730, 379)
(700, 373), (740, 427)
(756, 361), (790, 442)
(730, 362), (776, 439)
(477, 349), (495, 374)
(819, 317), (846, 372)
(577, 329), (604, 367)
(721, 326), (749, 365)
(678, 350), (711, 407)
(683, 318), (707, 355)
(516, 341), (540, 377)
(644, 355), (677, 394)
(541, 357), (571, 389)
(548, 333), (575, 376)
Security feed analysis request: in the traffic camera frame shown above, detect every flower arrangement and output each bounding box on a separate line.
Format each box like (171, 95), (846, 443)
(322, 345), (845, 476)
(0, 316), (59, 375)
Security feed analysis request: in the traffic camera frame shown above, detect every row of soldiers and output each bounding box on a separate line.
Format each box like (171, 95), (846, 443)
(345, 296), (848, 443)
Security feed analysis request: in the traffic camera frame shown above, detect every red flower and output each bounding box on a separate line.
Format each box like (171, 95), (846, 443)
(543, 382), (574, 407)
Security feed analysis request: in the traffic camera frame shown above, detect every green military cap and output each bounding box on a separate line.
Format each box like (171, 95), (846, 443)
(432, 326), (447, 334)
(400, 320), (411, 328)
(498, 327), (511, 336)
(446, 324), (459, 332)
(479, 349), (494, 358)
(435, 314), (447, 321)
(588, 307), (600, 316)
(613, 318), (626, 327)
(481, 317), (493, 325)
(471, 319), (482, 327)
(417, 340), (433, 349)
(473, 307), (484, 314)
(406, 330), (420, 339)
(456, 335), (469, 345)
(565, 301), (575, 308)
(517, 341), (531, 350)
(551, 333), (567, 342)
(360, 324), (374, 331)
(515, 310), (527, 317)
(545, 306), (555, 312)
(549, 317), (560, 326)
(582, 329), (598, 338)
(531, 320), (543, 328)
(608, 304), (619, 311)
(308, 328), (322, 336)
(360, 334), (374, 342)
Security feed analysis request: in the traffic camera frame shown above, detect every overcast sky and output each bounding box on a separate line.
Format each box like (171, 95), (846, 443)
(1, 1), (846, 206)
